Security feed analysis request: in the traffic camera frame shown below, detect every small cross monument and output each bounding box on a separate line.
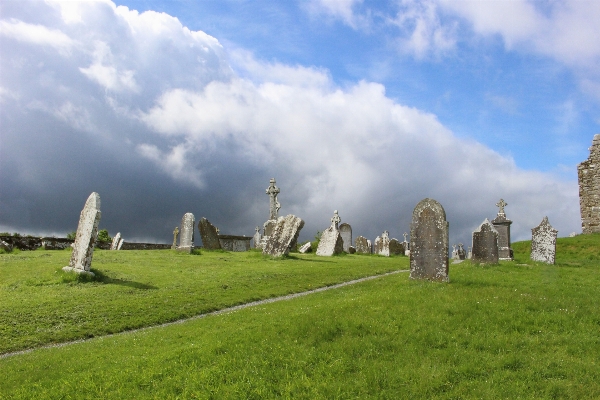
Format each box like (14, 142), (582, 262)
(496, 199), (507, 217)
(331, 210), (341, 230)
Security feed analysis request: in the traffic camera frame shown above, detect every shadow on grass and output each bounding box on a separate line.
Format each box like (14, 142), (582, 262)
(61, 269), (158, 289)
(281, 254), (333, 262)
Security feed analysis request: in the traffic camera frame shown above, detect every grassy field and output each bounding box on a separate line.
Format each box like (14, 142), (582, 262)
(1, 234), (599, 399)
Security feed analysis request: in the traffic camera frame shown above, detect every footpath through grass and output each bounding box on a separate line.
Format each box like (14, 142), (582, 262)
(0, 248), (404, 354)
(1, 234), (599, 398)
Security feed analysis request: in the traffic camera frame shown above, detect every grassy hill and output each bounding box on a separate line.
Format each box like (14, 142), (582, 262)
(1, 234), (599, 399)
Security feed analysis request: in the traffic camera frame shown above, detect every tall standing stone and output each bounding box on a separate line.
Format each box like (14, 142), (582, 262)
(63, 192), (101, 276)
(472, 218), (499, 264)
(198, 217), (222, 250)
(178, 213), (195, 253)
(171, 227), (179, 250)
(316, 210), (344, 256)
(531, 216), (558, 264)
(491, 199), (513, 260)
(354, 236), (370, 254)
(410, 198), (449, 282)
(578, 134), (600, 234)
(339, 223), (352, 253)
(263, 215), (305, 257)
(374, 231), (390, 256)
(252, 226), (262, 249)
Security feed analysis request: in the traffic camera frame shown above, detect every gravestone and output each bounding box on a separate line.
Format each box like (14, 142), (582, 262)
(263, 214), (305, 257)
(451, 244), (459, 260)
(178, 213), (195, 253)
(63, 192), (101, 276)
(457, 243), (466, 260)
(198, 218), (222, 250)
(389, 238), (404, 255)
(491, 199), (513, 260)
(116, 238), (124, 250)
(530, 216), (558, 264)
(374, 231), (390, 256)
(578, 134), (600, 234)
(253, 226), (262, 249)
(171, 227), (179, 250)
(299, 242), (312, 253)
(472, 218), (499, 264)
(316, 210), (344, 256)
(1, 240), (13, 252)
(339, 223), (352, 253)
(354, 236), (370, 254)
(110, 232), (121, 250)
(467, 246), (472, 259)
(410, 198), (449, 282)
(403, 232), (410, 256)
(367, 239), (372, 253)
(348, 246), (356, 254)
(218, 235), (252, 252)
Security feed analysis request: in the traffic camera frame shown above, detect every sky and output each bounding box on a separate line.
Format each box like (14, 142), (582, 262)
(1, 0), (599, 248)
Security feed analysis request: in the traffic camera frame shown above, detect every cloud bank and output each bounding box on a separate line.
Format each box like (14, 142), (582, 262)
(0, 0), (580, 247)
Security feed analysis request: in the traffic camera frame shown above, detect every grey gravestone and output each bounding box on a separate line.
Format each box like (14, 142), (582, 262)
(367, 239), (372, 253)
(263, 220), (277, 237)
(172, 227), (179, 250)
(299, 242), (312, 253)
(389, 238), (404, 255)
(266, 178), (281, 220)
(348, 246), (356, 254)
(339, 223), (352, 253)
(316, 210), (344, 256)
(472, 218), (499, 264)
(178, 213), (195, 253)
(218, 235), (252, 252)
(531, 216), (558, 264)
(374, 231), (390, 256)
(354, 236), (370, 254)
(457, 243), (466, 260)
(63, 192), (101, 276)
(110, 232), (121, 250)
(410, 198), (449, 282)
(198, 218), (221, 250)
(263, 214), (305, 257)
(491, 199), (513, 260)
(253, 227), (262, 249)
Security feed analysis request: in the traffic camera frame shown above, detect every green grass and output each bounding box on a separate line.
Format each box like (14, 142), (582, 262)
(0, 248), (404, 354)
(1, 235), (599, 399)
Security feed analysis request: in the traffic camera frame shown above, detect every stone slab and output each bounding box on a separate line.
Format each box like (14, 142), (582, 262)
(198, 217), (221, 250)
(64, 192), (101, 275)
(263, 215), (305, 257)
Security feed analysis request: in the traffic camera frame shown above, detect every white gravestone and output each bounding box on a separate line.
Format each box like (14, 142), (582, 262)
(316, 210), (344, 256)
(110, 232), (121, 250)
(178, 213), (195, 253)
(339, 223), (352, 253)
(63, 192), (101, 276)
(531, 216), (558, 264)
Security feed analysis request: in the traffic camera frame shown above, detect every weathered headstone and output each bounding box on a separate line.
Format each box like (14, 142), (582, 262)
(110, 232), (121, 250)
(403, 232), (410, 256)
(116, 238), (124, 250)
(374, 231), (390, 256)
(457, 243), (466, 260)
(63, 192), (101, 276)
(316, 210), (344, 256)
(299, 241), (312, 253)
(198, 217), (222, 250)
(354, 236), (370, 254)
(253, 226), (262, 249)
(451, 244), (459, 260)
(578, 134), (600, 234)
(263, 214), (305, 257)
(0, 240), (13, 252)
(266, 178), (281, 220)
(531, 216), (558, 264)
(491, 199), (513, 260)
(171, 227), (179, 250)
(389, 238), (404, 255)
(467, 246), (472, 259)
(472, 218), (499, 264)
(178, 213), (195, 253)
(410, 198), (449, 282)
(339, 223), (352, 253)
(367, 239), (372, 253)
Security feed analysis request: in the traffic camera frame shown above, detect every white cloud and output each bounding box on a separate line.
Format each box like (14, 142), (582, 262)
(0, 18), (76, 55)
(305, 0), (369, 29)
(79, 40), (139, 92)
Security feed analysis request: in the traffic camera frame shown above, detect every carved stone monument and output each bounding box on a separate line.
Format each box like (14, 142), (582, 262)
(263, 214), (305, 257)
(578, 134), (600, 234)
(403, 232), (410, 256)
(389, 238), (404, 255)
(410, 198), (449, 282)
(339, 223), (352, 253)
(218, 235), (252, 252)
(374, 231), (390, 256)
(531, 216), (558, 264)
(316, 210), (344, 256)
(457, 243), (466, 260)
(198, 217), (222, 250)
(472, 218), (499, 264)
(110, 232), (121, 251)
(491, 199), (513, 260)
(354, 236), (370, 254)
(178, 213), (195, 253)
(172, 227), (179, 250)
(252, 226), (262, 249)
(63, 192), (101, 276)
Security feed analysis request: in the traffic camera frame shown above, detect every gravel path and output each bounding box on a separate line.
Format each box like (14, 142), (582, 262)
(1, 269), (408, 359)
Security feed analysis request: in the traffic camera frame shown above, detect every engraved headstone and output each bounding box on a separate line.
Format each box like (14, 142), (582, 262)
(339, 223), (352, 253)
(354, 236), (370, 254)
(374, 231), (390, 256)
(178, 213), (195, 253)
(389, 238), (404, 255)
(63, 192), (101, 276)
(491, 199), (513, 260)
(253, 226), (262, 249)
(472, 218), (499, 264)
(198, 217), (222, 250)
(299, 241), (312, 253)
(410, 198), (449, 282)
(110, 232), (121, 250)
(316, 210), (344, 256)
(171, 227), (179, 250)
(263, 214), (305, 257)
(531, 216), (558, 264)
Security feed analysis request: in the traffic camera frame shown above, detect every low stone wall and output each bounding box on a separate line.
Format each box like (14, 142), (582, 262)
(0, 236), (170, 251)
(218, 235), (252, 252)
(120, 242), (172, 250)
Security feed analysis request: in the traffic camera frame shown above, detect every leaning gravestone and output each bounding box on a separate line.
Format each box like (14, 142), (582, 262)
(339, 223), (352, 253)
(63, 192), (101, 276)
(374, 231), (390, 256)
(531, 216), (558, 264)
(410, 198), (449, 282)
(299, 241), (312, 253)
(389, 238), (404, 255)
(263, 214), (305, 257)
(354, 236), (370, 254)
(316, 211), (344, 256)
(178, 213), (195, 253)
(472, 218), (499, 264)
(198, 217), (222, 250)
(110, 232), (121, 250)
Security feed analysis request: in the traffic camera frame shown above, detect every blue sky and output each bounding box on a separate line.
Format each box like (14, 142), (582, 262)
(1, 0), (599, 246)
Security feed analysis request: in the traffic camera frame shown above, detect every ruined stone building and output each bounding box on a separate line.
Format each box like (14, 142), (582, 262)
(578, 134), (600, 234)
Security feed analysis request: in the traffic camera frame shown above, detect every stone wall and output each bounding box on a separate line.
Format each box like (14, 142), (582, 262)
(0, 236), (170, 251)
(578, 134), (600, 234)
